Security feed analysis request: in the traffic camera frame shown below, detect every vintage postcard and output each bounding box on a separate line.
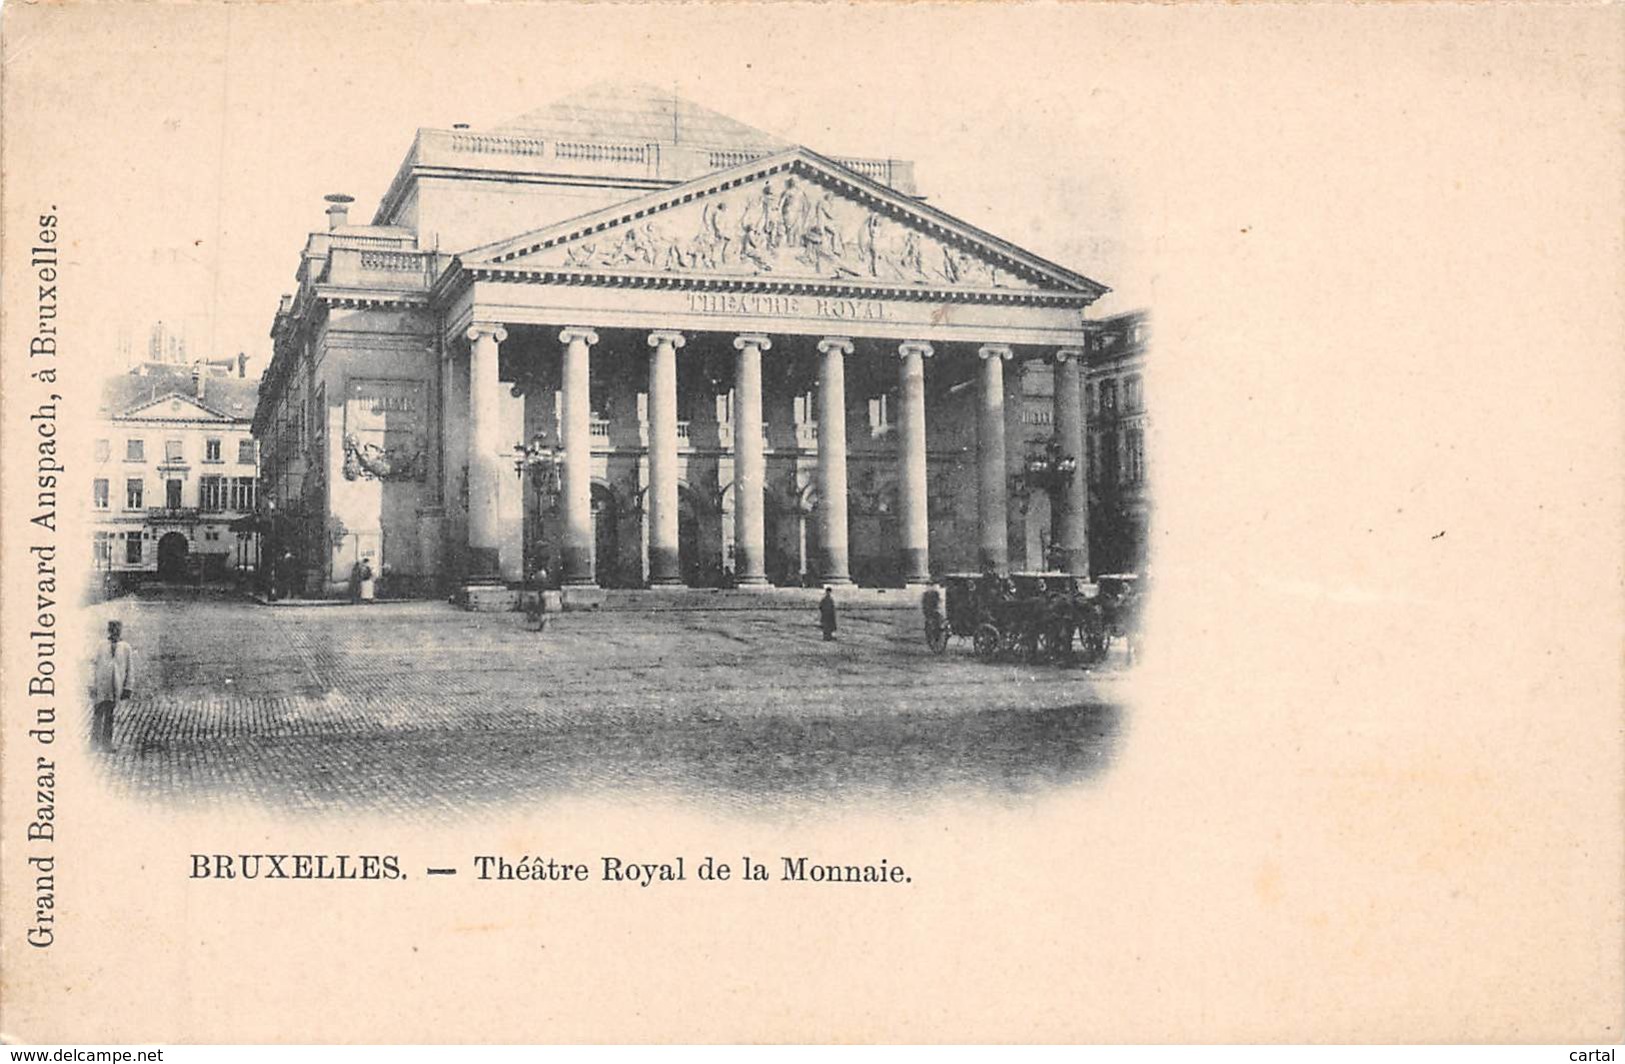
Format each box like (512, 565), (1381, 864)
(1, 1), (1620, 1046)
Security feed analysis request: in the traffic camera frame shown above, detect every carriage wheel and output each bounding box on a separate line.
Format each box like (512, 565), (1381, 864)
(926, 619), (949, 655)
(973, 623), (1001, 661)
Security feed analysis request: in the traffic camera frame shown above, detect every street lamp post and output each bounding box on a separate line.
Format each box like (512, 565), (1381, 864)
(1016, 439), (1079, 570)
(513, 432), (562, 628)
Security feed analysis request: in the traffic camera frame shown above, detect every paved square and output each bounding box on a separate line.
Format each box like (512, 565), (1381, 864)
(90, 591), (1124, 817)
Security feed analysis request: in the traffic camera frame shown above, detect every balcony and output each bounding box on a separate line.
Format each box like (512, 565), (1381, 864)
(147, 507), (201, 523)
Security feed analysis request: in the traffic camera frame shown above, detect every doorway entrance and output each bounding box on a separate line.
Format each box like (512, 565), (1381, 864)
(591, 483), (619, 587)
(157, 531), (190, 582)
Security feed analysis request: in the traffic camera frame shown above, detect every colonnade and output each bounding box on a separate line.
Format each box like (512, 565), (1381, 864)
(462, 323), (1088, 588)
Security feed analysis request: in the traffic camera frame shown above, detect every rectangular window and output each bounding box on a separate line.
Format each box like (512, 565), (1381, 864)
(166, 479), (183, 509)
(1125, 376), (1142, 413)
(95, 439), (110, 462)
(1101, 379), (1117, 414)
(793, 392), (816, 426)
(229, 476), (257, 512)
(204, 529), (220, 542)
(125, 478), (144, 509)
(94, 532), (112, 565)
(93, 478), (110, 509)
(125, 532), (142, 565)
(165, 439), (184, 462)
(200, 475), (225, 511)
(205, 438), (223, 463)
(868, 394), (891, 436)
(237, 439), (256, 465)
(126, 439), (145, 462)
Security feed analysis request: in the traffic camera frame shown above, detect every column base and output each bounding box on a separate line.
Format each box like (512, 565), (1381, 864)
(819, 576), (855, 588)
(464, 547), (502, 585)
(560, 544), (594, 588)
(736, 575), (770, 587)
(648, 546), (680, 587)
(899, 547), (930, 587)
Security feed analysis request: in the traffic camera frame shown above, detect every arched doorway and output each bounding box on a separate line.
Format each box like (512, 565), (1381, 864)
(591, 483), (619, 587)
(157, 532), (190, 582)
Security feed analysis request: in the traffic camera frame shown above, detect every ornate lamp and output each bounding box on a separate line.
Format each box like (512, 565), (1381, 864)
(513, 432), (563, 594)
(1018, 439), (1078, 494)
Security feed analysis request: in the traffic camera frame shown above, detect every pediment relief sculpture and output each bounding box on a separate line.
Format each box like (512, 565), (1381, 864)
(527, 174), (1034, 290)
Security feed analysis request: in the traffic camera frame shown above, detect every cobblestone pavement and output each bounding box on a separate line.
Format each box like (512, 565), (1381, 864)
(89, 590), (1125, 818)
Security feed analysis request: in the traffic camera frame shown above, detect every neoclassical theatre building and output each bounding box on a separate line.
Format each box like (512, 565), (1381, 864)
(256, 86), (1134, 601)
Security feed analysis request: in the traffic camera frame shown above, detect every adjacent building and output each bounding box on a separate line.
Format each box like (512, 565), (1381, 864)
(93, 358), (261, 585)
(256, 84), (1139, 602)
(1084, 311), (1149, 574)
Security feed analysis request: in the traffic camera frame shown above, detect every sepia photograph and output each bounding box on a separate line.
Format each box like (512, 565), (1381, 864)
(82, 78), (1144, 816)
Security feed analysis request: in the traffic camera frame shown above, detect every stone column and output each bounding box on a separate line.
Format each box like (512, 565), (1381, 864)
(732, 333), (771, 586)
(646, 330), (685, 585)
(977, 343), (1013, 573)
(1053, 347), (1090, 576)
(896, 340), (933, 585)
(817, 336), (854, 585)
(558, 326), (599, 586)
(464, 323), (507, 582)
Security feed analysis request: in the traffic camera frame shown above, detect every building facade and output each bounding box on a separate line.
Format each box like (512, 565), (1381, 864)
(93, 360), (261, 585)
(1085, 311), (1150, 575)
(256, 85), (1130, 601)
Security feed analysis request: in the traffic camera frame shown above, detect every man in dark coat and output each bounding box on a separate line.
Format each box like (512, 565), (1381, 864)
(819, 587), (837, 642)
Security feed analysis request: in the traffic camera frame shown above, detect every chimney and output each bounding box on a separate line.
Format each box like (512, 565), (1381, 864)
(324, 192), (355, 231)
(192, 362), (205, 400)
(238, 352), (247, 378)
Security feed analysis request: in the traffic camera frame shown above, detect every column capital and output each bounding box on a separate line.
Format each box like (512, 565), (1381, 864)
(817, 336), (855, 356)
(897, 340), (934, 360)
(1054, 346), (1085, 363)
(647, 330), (687, 349)
(978, 343), (1014, 361)
(466, 323), (508, 344)
(559, 326), (599, 347)
(733, 333), (772, 351)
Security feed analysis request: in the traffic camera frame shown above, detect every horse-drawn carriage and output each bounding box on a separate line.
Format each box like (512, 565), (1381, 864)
(923, 572), (1111, 664)
(921, 570), (1143, 664)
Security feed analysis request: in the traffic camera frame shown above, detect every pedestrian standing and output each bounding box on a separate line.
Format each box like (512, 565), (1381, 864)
(819, 586), (837, 642)
(88, 620), (134, 752)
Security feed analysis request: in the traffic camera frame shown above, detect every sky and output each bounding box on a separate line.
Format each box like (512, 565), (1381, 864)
(12, 4), (1149, 379)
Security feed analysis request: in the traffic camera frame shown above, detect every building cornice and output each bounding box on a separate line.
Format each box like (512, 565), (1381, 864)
(450, 263), (1095, 310)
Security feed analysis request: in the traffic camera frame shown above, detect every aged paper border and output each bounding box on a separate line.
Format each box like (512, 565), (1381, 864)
(2, 1), (1621, 1044)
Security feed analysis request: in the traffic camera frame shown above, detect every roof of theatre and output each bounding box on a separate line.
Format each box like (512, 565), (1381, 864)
(496, 83), (793, 152)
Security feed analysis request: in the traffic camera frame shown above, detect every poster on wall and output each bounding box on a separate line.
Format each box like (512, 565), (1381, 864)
(342, 378), (426, 482)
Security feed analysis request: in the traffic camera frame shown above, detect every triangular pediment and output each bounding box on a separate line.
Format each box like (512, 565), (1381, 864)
(121, 391), (236, 422)
(463, 149), (1107, 299)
